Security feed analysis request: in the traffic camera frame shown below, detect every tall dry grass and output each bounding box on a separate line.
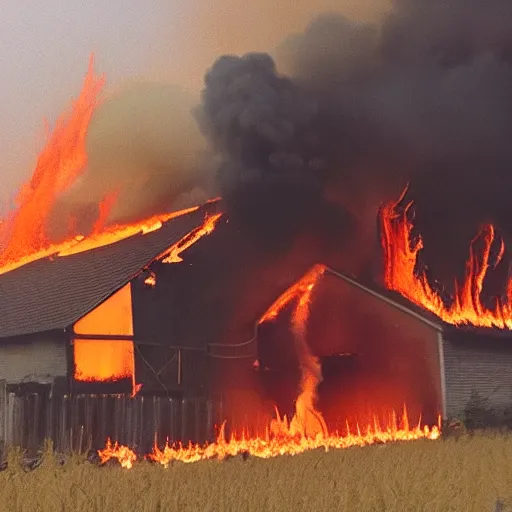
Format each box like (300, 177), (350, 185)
(0, 434), (512, 511)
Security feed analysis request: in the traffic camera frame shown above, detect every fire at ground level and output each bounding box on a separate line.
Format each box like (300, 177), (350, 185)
(99, 408), (440, 469)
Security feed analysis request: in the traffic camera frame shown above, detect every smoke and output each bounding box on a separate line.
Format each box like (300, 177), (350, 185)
(50, 82), (216, 236)
(196, 0), (512, 274)
(194, 54), (337, 247)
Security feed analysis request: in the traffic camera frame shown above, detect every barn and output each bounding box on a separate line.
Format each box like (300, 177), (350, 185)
(0, 199), (510, 433)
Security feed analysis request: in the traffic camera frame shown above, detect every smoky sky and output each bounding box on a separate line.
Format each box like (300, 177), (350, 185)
(0, 0), (387, 218)
(196, 0), (512, 277)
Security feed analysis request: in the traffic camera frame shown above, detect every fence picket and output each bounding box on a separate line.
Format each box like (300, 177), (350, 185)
(0, 391), (227, 455)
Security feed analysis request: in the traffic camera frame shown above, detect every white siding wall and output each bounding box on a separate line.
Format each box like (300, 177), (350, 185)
(443, 338), (512, 419)
(0, 337), (67, 384)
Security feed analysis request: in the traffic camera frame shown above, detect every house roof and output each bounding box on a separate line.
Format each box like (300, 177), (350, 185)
(0, 203), (217, 339)
(326, 268), (512, 338)
(325, 268), (444, 331)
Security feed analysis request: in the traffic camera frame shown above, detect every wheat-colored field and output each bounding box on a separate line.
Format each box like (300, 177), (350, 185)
(0, 434), (511, 512)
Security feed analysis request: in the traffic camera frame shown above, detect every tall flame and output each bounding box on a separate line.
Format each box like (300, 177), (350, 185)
(0, 54), (105, 268)
(381, 188), (512, 328)
(269, 267), (328, 439)
(0, 58), (222, 278)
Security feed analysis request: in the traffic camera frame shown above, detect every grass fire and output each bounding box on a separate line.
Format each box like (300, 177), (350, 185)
(2, 0), (512, 509)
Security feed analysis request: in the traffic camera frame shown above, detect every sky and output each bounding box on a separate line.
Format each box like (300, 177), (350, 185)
(0, 0), (388, 213)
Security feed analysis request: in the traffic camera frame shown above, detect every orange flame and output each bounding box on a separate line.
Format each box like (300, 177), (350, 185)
(99, 265), (440, 469)
(144, 271), (157, 287)
(282, 281), (328, 439)
(381, 188), (512, 328)
(140, 407), (439, 468)
(91, 190), (119, 234)
(98, 438), (137, 469)
(0, 57), (222, 278)
(0, 54), (105, 268)
(0, 205), (203, 276)
(161, 213), (223, 264)
(258, 264), (326, 324)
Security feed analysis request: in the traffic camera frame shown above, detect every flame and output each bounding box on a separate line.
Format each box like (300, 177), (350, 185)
(0, 206), (202, 276)
(91, 190), (119, 234)
(144, 271), (157, 287)
(161, 213), (223, 263)
(56, 206), (200, 257)
(0, 54), (105, 268)
(258, 264), (326, 324)
(74, 340), (135, 382)
(280, 282), (328, 439)
(381, 188), (512, 328)
(257, 264), (328, 438)
(140, 407), (440, 468)
(73, 283), (142, 394)
(98, 439), (137, 469)
(0, 55), (221, 277)
(99, 265), (440, 469)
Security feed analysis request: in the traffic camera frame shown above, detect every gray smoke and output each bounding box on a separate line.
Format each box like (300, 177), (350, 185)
(196, 0), (512, 268)
(50, 82), (215, 238)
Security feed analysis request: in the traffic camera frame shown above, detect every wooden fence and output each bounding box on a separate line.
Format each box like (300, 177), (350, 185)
(0, 381), (227, 456)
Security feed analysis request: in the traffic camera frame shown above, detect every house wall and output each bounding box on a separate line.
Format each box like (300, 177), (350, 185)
(0, 335), (67, 384)
(304, 273), (443, 429)
(442, 334), (512, 419)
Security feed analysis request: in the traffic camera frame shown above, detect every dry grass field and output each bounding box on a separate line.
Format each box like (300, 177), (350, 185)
(1, 434), (512, 512)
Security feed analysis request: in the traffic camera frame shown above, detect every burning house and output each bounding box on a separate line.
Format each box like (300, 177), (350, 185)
(1, 199), (511, 433)
(0, 203), (223, 397)
(2, 0), (512, 457)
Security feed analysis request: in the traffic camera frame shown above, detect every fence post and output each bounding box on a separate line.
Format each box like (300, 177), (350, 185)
(0, 381), (6, 462)
(59, 395), (69, 453)
(206, 400), (214, 443)
(180, 398), (187, 442)
(6, 393), (14, 447)
(27, 393), (41, 457)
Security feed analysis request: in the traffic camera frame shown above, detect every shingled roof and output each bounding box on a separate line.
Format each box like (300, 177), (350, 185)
(0, 204), (216, 339)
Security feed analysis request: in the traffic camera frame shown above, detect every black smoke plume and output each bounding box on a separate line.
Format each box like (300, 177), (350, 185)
(196, 0), (512, 278)
(195, 53), (353, 253)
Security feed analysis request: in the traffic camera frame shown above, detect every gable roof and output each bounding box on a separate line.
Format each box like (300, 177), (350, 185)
(0, 204), (216, 339)
(325, 268), (444, 331)
(326, 268), (512, 338)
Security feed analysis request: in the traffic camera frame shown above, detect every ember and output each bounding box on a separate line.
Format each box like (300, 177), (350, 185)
(144, 271), (157, 287)
(381, 188), (512, 329)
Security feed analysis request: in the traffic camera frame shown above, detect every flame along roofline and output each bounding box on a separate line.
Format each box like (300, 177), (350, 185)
(0, 202), (222, 341)
(325, 267), (444, 332)
(326, 267), (512, 338)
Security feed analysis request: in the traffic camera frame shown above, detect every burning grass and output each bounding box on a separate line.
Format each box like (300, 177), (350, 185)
(2, 433), (512, 511)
